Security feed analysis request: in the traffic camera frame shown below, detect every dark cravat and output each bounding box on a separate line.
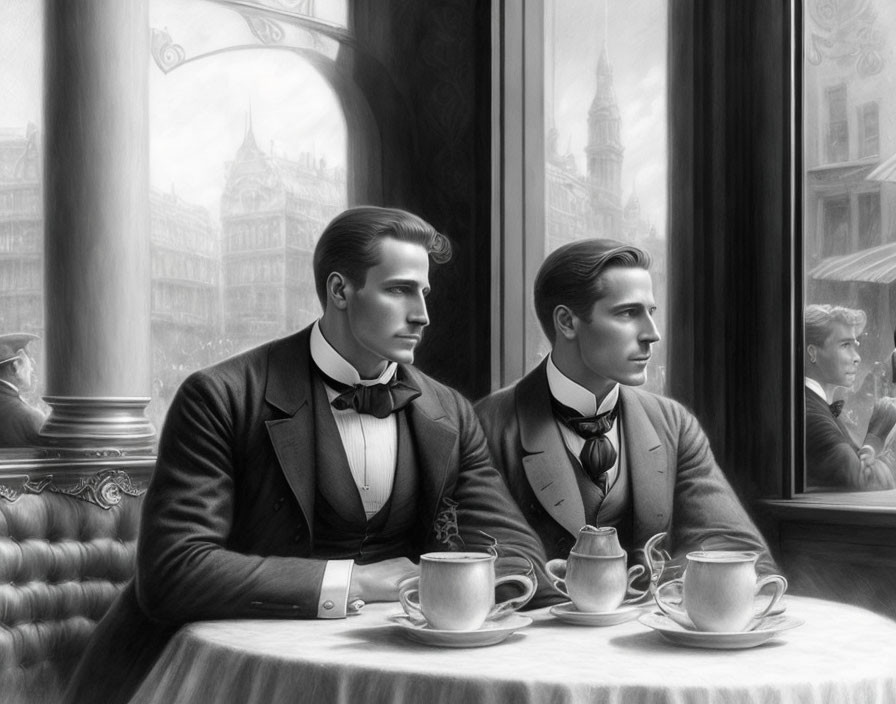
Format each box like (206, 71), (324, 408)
(552, 399), (618, 490)
(318, 367), (421, 418)
(829, 400), (845, 418)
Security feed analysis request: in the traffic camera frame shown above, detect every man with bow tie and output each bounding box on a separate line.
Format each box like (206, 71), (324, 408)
(65, 207), (549, 704)
(804, 304), (896, 490)
(475, 239), (774, 575)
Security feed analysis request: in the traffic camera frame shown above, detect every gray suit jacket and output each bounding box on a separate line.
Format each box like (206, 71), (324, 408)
(475, 360), (776, 575)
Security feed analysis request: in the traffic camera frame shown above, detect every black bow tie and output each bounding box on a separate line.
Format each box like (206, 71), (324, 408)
(829, 400), (845, 418)
(552, 399), (618, 489)
(319, 367), (421, 418)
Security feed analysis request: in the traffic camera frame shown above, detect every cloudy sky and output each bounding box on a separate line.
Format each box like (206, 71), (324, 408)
(0, 0), (42, 130)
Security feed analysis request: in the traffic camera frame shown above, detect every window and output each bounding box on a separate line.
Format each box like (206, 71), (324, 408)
(802, 0), (896, 494)
(859, 101), (880, 158)
(146, 0), (348, 430)
(541, 1), (667, 392)
(0, 1), (44, 425)
(496, 0), (668, 391)
(858, 191), (882, 250)
(821, 196), (850, 257)
(825, 85), (849, 163)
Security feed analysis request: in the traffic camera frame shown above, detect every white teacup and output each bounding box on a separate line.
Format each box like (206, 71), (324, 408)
(398, 552), (536, 631)
(654, 550), (787, 632)
(546, 551), (645, 612)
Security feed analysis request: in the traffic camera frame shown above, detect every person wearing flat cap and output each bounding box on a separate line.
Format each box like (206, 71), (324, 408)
(0, 332), (45, 447)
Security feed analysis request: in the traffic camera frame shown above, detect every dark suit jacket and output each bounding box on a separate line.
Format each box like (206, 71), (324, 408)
(0, 384), (43, 447)
(64, 326), (548, 704)
(804, 387), (895, 490)
(475, 360), (776, 575)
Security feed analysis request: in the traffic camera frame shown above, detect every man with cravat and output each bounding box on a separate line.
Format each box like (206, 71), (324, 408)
(65, 206), (549, 704)
(804, 304), (896, 490)
(475, 239), (775, 575)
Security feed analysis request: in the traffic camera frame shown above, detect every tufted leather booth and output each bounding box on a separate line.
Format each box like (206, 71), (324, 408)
(0, 463), (149, 704)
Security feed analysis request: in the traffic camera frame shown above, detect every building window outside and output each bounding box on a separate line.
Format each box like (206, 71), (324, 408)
(858, 191), (882, 250)
(859, 101), (881, 158)
(534, 0), (667, 393)
(822, 195), (851, 257)
(826, 85), (849, 163)
(803, 0), (896, 494)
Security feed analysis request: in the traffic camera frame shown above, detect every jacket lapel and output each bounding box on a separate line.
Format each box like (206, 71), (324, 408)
(517, 361), (587, 537)
(402, 366), (458, 531)
(264, 327), (317, 540)
(619, 386), (670, 548)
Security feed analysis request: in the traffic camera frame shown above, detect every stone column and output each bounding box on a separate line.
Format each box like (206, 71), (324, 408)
(41, 0), (154, 454)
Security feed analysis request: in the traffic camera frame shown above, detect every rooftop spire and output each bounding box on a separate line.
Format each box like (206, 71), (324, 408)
(237, 104), (262, 159)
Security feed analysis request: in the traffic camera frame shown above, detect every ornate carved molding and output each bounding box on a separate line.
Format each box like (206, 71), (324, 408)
(44, 469), (147, 509)
(0, 484), (20, 502)
(806, 0), (886, 77)
(0, 469), (147, 509)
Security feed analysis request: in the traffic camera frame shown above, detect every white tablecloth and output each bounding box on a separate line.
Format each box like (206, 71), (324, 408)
(129, 596), (896, 704)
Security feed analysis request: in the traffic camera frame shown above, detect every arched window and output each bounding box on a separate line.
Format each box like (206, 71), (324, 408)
(148, 0), (350, 428)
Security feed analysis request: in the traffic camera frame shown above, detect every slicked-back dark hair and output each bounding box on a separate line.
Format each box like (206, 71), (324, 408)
(312, 206), (452, 307)
(534, 238), (652, 344)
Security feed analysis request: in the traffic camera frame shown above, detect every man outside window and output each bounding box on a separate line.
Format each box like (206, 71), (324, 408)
(0, 332), (44, 447)
(475, 239), (775, 574)
(804, 304), (896, 491)
(65, 206), (549, 704)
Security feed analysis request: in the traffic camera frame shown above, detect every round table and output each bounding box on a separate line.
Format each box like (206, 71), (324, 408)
(129, 595), (896, 704)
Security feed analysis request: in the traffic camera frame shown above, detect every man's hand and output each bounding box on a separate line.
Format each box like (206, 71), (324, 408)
(864, 398), (896, 453)
(349, 557), (419, 603)
(859, 444), (876, 470)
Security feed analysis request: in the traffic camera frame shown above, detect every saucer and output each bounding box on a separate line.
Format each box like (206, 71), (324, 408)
(550, 601), (642, 626)
(638, 612), (804, 649)
(389, 613), (533, 648)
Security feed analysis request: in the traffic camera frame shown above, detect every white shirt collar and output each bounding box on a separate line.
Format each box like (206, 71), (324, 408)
(804, 377), (828, 403)
(0, 378), (20, 395)
(546, 354), (620, 416)
(310, 320), (396, 387)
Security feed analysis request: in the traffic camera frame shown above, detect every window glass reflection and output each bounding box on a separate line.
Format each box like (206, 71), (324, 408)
(803, 0), (896, 492)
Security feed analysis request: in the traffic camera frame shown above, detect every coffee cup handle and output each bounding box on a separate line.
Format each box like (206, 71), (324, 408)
(545, 558), (570, 598)
(751, 574), (787, 624)
(653, 578), (692, 628)
(398, 576), (425, 625)
(622, 563), (648, 603)
(490, 573), (537, 618)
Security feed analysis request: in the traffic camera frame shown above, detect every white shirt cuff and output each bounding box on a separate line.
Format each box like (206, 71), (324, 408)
(317, 559), (354, 618)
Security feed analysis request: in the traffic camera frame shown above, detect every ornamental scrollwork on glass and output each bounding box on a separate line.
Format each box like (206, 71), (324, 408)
(806, 0), (886, 77)
(151, 27), (187, 74)
(242, 13), (286, 44)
